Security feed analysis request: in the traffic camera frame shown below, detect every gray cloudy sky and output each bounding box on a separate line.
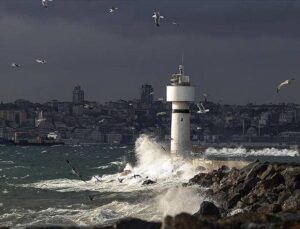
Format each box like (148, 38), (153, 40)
(0, 0), (300, 104)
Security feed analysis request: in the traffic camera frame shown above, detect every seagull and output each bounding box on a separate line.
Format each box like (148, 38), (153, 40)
(36, 59), (47, 64)
(197, 103), (209, 114)
(109, 6), (119, 13)
(42, 0), (53, 8)
(171, 21), (179, 26)
(277, 79), (295, 93)
(156, 112), (167, 116)
(152, 11), (164, 27)
(11, 63), (20, 68)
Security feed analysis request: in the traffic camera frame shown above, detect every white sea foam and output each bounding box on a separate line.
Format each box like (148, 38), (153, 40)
(17, 135), (299, 227)
(203, 147), (299, 157)
(0, 160), (14, 164)
(23, 135), (199, 194)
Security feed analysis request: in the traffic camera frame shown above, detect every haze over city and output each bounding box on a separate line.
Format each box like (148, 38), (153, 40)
(0, 0), (299, 104)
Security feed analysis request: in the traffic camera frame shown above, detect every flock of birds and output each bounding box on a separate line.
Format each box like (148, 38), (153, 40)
(11, 0), (296, 115)
(11, 0), (178, 71)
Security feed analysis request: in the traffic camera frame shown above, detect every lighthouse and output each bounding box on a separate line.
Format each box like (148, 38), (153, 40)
(166, 65), (195, 155)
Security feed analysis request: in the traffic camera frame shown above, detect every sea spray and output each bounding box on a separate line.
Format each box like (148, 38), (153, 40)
(204, 147), (299, 158)
(157, 186), (202, 216)
(129, 135), (198, 180)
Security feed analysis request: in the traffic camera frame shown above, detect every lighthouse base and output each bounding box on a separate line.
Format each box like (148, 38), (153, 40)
(170, 102), (191, 155)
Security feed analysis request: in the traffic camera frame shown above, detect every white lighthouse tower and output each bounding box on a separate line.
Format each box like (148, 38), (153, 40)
(166, 65), (195, 155)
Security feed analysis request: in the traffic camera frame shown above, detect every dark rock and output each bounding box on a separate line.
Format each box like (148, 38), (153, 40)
(257, 203), (282, 213)
(294, 180), (300, 190)
(113, 218), (161, 229)
(245, 162), (269, 180)
(194, 201), (221, 219)
(282, 191), (300, 212)
(273, 184), (286, 194)
(142, 179), (156, 185)
(162, 213), (216, 229)
(238, 177), (260, 196)
(188, 173), (213, 187)
(259, 164), (274, 180)
(225, 193), (242, 210)
(220, 165), (230, 172)
(263, 173), (285, 189)
(281, 167), (300, 187)
(217, 212), (272, 229)
(277, 190), (292, 205)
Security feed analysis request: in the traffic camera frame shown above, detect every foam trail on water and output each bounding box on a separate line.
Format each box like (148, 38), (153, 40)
(204, 147), (299, 157)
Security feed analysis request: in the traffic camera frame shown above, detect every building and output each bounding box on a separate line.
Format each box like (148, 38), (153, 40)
(0, 109), (27, 126)
(141, 84), (154, 104)
(72, 85), (85, 105)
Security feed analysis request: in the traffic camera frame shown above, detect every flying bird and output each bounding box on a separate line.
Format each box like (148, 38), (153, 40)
(36, 59), (47, 64)
(109, 6), (119, 13)
(152, 11), (164, 27)
(277, 79), (295, 93)
(11, 63), (20, 68)
(42, 0), (53, 8)
(65, 160), (86, 183)
(196, 103), (209, 114)
(156, 112), (167, 116)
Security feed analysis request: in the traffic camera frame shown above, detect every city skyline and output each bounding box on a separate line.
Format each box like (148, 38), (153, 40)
(0, 0), (299, 104)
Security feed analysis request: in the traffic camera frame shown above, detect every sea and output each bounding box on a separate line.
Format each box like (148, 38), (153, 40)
(0, 135), (299, 228)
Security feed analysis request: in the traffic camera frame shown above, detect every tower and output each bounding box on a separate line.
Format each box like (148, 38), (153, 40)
(72, 85), (85, 105)
(166, 65), (195, 155)
(141, 84), (154, 104)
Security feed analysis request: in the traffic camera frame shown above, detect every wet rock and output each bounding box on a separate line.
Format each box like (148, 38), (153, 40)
(194, 201), (221, 219)
(257, 203), (282, 213)
(238, 177), (260, 196)
(217, 212), (272, 229)
(277, 190), (292, 205)
(114, 218), (161, 229)
(293, 180), (300, 190)
(224, 193), (242, 210)
(245, 162), (269, 180)
(263, 173), (285, 189)
(188, 173), (214, 187)
(282, 191), (300, 212)
(162, 213), (216, 229)
(259, 164), (274, 180)
(142, 179), (156, 185)
(281, 167), (300, 187)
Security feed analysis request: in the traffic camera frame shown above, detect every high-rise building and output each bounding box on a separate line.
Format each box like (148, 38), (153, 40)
(140, 84), (154, 104)
(72, 85), (85, 105)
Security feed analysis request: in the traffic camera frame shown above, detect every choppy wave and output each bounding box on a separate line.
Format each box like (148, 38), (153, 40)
(7, 135), (300, 228)
(0, 160), (15, 164)
(23, 135), (199, 194)
(203, 147), (299, 158)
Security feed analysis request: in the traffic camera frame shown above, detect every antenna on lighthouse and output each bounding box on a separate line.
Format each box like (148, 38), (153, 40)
(179, 53), (184, 75)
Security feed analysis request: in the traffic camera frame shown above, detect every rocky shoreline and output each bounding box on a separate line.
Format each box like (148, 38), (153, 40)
(3, 160), (300, 229)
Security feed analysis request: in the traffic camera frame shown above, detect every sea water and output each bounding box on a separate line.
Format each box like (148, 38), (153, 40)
(0, 135), (299, 228)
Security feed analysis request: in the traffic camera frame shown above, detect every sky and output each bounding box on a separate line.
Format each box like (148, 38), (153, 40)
(0, 0), (300, 104)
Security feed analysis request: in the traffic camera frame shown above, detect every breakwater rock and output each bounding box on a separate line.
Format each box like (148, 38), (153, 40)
(187, 160), (300, 216)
